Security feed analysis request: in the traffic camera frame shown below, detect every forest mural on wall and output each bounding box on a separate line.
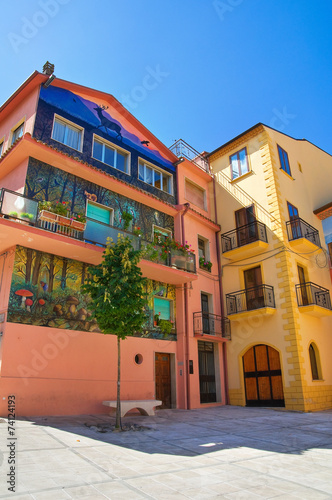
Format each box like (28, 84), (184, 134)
(25, 158), (174, 241)
(7, 246), (176, 340)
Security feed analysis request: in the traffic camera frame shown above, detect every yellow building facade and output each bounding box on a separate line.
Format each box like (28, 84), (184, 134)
(209, 124), (332, 411)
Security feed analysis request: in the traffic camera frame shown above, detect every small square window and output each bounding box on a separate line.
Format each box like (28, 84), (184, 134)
(92, 136), (129, 174)
(11, 123), (24, 145)
(277, 145), (292, 176)
(138, 160), (172, 194)
(230, 147), (249, 180)
(52, 116), (83, 151)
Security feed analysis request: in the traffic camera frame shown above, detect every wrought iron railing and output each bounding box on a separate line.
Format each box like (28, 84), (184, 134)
(295, 282), (332, 310)
(193, 312), (231, 340)
(226, 285), (275, 315)
(286, 218), (320, 247)
(169, 138), (210, 173)
(221, 221), (268, 253)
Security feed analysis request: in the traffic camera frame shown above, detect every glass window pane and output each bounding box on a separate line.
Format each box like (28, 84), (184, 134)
(145, 166), (153, 185)
(93, 140), (103, 161)
(0, 142), (3, 157)
(104, 145), (115, 167)
(230, 153), (239, 179)
(116, 151), (126, 172)
(162, 173), (169, 193)
(154, 170), (161, 189)
(12, 123), (24, 144)
(66, 126), (80, 149)
(138, 163), (145, 181)
(53, 120), (65, 143)
(239, 149), (248, 175)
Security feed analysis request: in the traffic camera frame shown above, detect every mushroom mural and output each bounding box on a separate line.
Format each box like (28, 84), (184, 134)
(25, 298), (33, 312)
(15, 289), (33, 308)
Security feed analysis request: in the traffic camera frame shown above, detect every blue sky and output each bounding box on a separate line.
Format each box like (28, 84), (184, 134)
(0, 0), (331, 155)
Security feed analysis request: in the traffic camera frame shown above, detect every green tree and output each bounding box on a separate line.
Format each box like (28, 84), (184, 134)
(82, 235), (147, 428)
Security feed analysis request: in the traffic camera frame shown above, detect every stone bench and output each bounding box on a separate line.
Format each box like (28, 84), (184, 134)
(102, 399), (162, 418)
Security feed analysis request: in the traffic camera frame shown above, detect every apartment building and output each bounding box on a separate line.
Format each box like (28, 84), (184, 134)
(209, 123), (332, 411)
(0, 64), (229, 416)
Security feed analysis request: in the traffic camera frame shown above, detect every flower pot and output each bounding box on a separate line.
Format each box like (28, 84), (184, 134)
(70, 220), (86, 231)
(38, 210), (58, 223)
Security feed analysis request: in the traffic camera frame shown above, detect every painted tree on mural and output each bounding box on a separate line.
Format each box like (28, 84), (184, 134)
(82, 235), (148, 429)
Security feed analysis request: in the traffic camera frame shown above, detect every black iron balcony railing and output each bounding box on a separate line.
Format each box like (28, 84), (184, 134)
(193, 312), (231, 340)
(226, 284), (275, 315)
(0, 189), (196, 274)
(169, 138), (210, 173)
(286, 218), (320, 247)
(295, 282), (332, 310)
(221, 221), (268, 253)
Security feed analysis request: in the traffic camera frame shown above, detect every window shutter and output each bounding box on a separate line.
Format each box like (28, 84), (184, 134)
(185, 181), (205, 210)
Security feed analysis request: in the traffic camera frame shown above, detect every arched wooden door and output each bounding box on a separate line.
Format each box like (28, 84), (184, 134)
(243, 345), (285, 407)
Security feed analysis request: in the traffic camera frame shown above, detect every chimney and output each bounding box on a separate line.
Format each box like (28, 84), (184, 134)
(42, 61), (55, 76)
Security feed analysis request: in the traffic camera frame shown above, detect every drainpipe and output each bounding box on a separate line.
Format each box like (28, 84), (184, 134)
(213, 175), (229, 405)
(181, 202), (191, 410)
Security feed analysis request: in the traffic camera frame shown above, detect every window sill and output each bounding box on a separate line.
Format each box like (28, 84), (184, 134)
(230, 170), (254, 184)
(279, 168), (294, 180)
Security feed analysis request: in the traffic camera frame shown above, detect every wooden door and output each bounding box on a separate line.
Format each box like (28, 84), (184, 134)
(155, 353), (171, 408)
(287, 202), (301, 239)
(198, 341), (216, 403)
(236, 205), (257, 246)
(243, 345), (284, 407)
(297, 265), (309, 306)
(244, 266), (264, 310)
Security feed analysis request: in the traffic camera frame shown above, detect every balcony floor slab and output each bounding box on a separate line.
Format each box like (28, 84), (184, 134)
(228, 307), (276, 321)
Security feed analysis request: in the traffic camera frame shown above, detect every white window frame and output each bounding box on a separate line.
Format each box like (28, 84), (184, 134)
(198, 235), (210, 261)
(86, 200), (114, 226)
(153, 296), (174, 322)
(229, 147), (250, 180)
(10, 118), (25, 146)
(51, 114), (84, 152)
(138, 158), (173, 195)
(92, 134), (130, 175)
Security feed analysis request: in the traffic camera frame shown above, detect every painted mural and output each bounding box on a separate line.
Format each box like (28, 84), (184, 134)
(7, 246), (176, 340)
(38, 86), (175, 171)
(25, 158), (174, 242)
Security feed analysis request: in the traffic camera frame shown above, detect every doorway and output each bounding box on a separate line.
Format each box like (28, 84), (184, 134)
(243, 345), (285, 407)
(201, 293), (210, 334)
(198, 341), (217, 403)
(235, 205), (257, 246)
(244, 266), (264, 310)
(155, 353), (171, 408)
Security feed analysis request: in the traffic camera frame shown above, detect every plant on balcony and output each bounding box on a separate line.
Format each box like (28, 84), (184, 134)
(199, 257), (212, 272)
(121, 211), (133, 230)
(158, 236), (192, 256)
(133, 226), (142, 237)
(141, 243), (162, 262)
(38, 200), (86, 230)
(154, 313), (160, 326)
(21, 212), (34, 221)
(158, 319), (173, 335)
(39, 200), (70, 216)
(8, 211), (18, 218)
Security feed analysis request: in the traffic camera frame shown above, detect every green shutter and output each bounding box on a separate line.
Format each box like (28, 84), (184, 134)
(154, 298), (171, 320)
(86, 203), (111, 224)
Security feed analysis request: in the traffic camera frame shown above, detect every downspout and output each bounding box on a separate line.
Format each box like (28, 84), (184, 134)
(181, 202), (191, 410)
(213, 174), (229, 405)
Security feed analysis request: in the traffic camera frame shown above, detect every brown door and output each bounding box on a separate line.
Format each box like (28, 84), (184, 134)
(297, 265), (309, 306)
(243, 345), (284, 407)
(235, 205), (257, 246)
(155, 353), (171, 408)
(244, 266), (264, 310)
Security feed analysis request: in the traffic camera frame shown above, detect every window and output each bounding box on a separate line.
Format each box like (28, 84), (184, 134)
(86, 201), (113, 225)
(154, 297), (173, 321)
(0, 140), (3, 157)
(277, 145), (292, 176)
(185, 180), (206, 210)
(309, 343), (322, 380)
(52, 116), (83, 151)
(138, 160), (172, 194)
(198, 237), (210, 270)
(153, 226), (172, 245)
(11, 122), (24, 145)
(230, 147), (249, 180)
(92, 136), (129, 174)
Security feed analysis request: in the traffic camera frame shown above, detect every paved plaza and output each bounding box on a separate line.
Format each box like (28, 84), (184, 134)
(1, 405), (332, 499)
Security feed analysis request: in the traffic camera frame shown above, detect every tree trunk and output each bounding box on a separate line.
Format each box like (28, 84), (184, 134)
(116, 336), (121, 429)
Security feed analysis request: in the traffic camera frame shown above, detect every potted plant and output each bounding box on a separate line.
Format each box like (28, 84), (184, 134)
(159, 319), (173, 335)
(154, 313), (160, 326)
(121, 211), (133, 230)
(199, 257), (212, 272)
(21, 212), (34, 222)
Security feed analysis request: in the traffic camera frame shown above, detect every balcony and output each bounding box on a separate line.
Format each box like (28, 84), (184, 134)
(226, 284), (276, 320)
(0, 189), (197, 284)
(296, 282), (332, 317)
(193, 312), (231, 340)
(221, 221), (268, 259)
(286, 218), (321, 252)
(169, 139), (210, 173)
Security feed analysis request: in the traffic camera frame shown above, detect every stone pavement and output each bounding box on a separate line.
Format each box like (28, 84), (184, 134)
(1, 405), (332, 499)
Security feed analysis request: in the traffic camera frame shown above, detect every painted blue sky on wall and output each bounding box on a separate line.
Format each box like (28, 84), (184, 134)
(39, 86), (175, 171)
